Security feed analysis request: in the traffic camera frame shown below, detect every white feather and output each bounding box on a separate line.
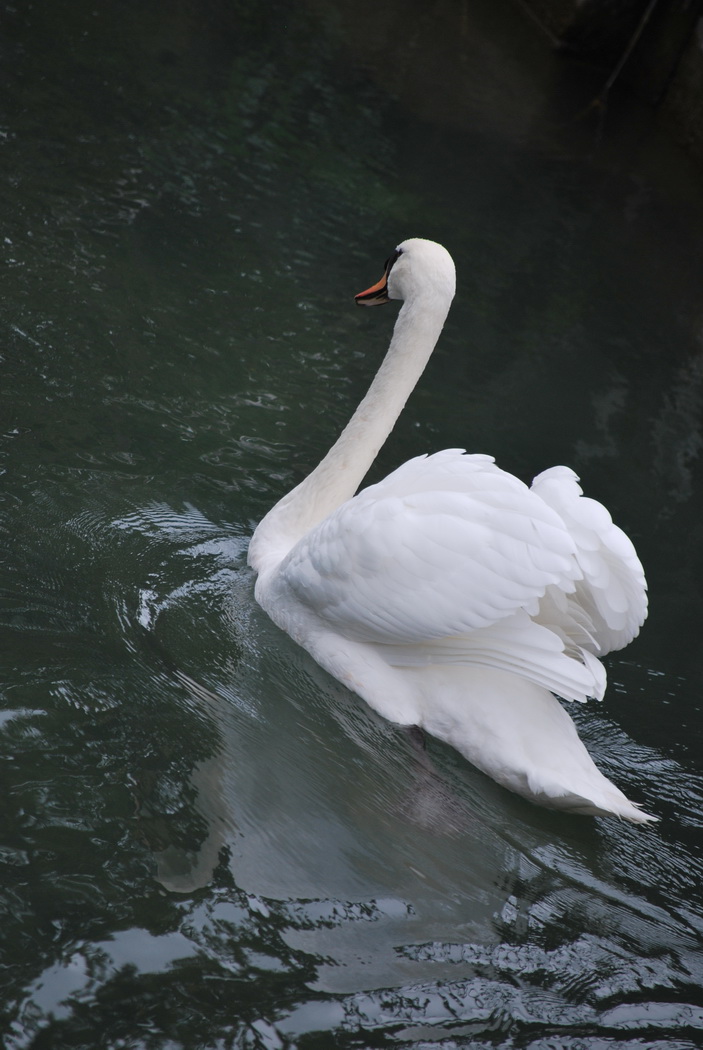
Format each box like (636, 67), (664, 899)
(249, 239), (653, 823)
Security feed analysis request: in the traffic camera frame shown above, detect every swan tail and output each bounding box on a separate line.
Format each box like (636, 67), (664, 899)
(534, 787), (657, 823)
(286, 620), (656, 823)
(405, 664), (657, 824)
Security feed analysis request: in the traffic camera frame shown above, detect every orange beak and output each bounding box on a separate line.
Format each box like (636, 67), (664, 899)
(355, 271), (390, 306)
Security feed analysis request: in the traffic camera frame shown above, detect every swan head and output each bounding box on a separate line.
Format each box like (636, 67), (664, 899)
(355, 238), (456, 307)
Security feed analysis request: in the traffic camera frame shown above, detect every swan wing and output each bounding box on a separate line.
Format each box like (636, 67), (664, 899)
(277, 450), (582, 647)
(378, 609), (606, 703)
(530, 466), (648, 655)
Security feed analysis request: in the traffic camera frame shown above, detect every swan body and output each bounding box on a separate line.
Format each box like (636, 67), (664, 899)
(249, 238), (653, 823)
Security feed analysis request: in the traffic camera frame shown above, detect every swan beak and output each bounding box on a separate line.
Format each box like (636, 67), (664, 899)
(355, 272), (390, 306)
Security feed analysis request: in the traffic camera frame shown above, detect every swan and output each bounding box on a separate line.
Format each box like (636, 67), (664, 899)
(248, 238), (654, 823)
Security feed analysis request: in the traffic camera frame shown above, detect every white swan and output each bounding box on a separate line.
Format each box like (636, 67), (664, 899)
(248, 238), (654, 823)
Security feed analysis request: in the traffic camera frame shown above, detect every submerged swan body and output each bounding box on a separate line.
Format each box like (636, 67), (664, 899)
(249, 238), (653, 822)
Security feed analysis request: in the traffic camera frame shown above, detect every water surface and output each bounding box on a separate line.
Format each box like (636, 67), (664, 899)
(2, 1), (703, 1047)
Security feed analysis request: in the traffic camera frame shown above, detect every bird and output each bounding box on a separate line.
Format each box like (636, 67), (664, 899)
(248, 238), (654, 823)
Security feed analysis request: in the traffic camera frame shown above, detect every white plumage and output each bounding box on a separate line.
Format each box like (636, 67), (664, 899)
(248, 238), (653, 822)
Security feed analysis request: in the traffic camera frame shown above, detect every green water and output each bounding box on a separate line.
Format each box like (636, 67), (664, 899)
(2, 1), (703, 1047)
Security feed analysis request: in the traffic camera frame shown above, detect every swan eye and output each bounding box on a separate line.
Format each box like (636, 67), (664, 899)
(384, 248), (402, 274)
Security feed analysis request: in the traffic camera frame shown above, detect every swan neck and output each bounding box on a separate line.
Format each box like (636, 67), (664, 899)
(249, 288), (452, 572)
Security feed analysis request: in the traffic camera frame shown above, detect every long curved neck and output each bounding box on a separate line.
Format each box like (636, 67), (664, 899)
(248, 288), (452, 575)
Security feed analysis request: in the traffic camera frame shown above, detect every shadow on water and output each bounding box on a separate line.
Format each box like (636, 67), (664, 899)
(2, 0), (703, 1046)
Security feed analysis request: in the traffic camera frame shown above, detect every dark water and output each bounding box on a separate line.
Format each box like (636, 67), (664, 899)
(2, 1), (703, 1047)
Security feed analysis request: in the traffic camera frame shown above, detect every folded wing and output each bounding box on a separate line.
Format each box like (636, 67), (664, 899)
(276, 450), (646, 706)
(531, 466), (648, 655)
(279, 450), (580, 645)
